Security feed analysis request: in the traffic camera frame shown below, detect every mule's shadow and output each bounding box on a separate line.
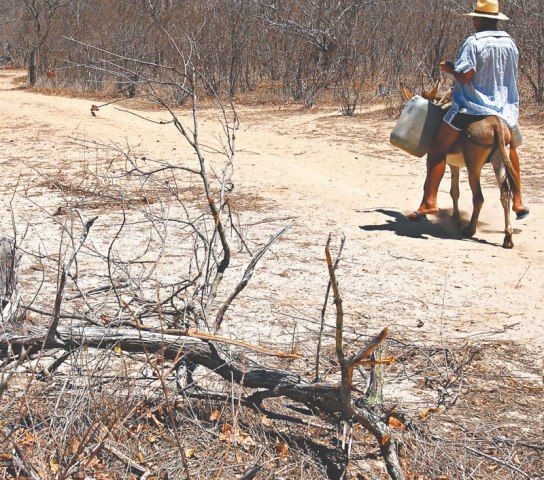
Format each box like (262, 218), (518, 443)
(359, 208), (499, 246)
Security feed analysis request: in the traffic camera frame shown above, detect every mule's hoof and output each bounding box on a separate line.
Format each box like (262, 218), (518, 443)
(503, 240), (514, 249)
(461, 226), (476, 238)
(515, 209), (529, 220)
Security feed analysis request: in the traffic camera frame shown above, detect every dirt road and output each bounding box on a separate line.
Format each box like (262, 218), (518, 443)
(1, 70), (543, 350)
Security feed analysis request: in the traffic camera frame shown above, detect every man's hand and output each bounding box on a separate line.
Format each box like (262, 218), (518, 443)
(440, 61), (474, 84)
(440, 61), (455, 74)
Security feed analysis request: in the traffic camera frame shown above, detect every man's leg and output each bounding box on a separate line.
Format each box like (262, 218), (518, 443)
(408, 121), (460, 220)
(509, 146), (529, 217)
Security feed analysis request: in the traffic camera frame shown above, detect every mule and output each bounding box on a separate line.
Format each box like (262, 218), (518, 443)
(403, 85), (520, 249)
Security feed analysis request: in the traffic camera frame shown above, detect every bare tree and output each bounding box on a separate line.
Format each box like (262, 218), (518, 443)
(512, 0), (544, 104)
(20, 0), (73, 85)
(0, 0), (538, 107)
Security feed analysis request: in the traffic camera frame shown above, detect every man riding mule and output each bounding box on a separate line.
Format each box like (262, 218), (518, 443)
(408, 0), (529, 225)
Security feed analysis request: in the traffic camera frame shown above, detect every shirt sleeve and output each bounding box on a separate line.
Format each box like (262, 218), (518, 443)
(454, 37), (477, 73)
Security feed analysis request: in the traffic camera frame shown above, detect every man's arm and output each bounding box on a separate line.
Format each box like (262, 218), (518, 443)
(440, 61), (475, 84)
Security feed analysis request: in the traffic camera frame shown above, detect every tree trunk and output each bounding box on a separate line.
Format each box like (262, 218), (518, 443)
(0, 237), (21, 324)
(28, 50), (37, 86)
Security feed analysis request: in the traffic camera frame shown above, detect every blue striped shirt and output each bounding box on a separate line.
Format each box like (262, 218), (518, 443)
(452, 30), (519, 128)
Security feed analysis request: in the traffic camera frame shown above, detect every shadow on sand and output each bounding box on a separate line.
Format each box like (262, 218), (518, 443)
(359, 209), (500, 246)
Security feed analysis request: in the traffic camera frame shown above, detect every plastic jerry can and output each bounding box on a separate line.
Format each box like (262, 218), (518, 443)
(390, 96), (445, 158)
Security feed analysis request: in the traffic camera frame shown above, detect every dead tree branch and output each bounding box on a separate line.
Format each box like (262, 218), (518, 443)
(47, 212), (97, 343)
(325, 238), (404, 480)
(214, 223), (292, 330)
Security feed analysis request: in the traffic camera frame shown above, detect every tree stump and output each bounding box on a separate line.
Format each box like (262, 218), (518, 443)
(0, 237), (21, 324)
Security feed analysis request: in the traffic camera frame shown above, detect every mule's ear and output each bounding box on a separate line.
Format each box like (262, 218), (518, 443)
(401, 85), (414, 101)
(424, 80), (440, 101)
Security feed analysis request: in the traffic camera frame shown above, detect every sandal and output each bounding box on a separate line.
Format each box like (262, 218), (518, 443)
(407, 211), (428, 222)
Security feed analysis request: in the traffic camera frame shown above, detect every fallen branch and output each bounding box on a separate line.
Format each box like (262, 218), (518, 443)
(116, 321), (301, 359)
(1, 320), (402, 478)
(0, 230), (404, 479)
(462, 444), (532, 479)
(103, 442), (152, 479)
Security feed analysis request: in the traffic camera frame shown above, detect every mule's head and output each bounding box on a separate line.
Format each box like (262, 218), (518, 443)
(401, 81), (452, 105)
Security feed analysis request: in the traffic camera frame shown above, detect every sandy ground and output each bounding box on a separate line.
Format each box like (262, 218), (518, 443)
(1, 69), (543, 355)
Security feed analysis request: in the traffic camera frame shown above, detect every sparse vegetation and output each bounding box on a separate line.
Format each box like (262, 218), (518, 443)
(1, 1), (543, 110)
(0, 1), (543, 479)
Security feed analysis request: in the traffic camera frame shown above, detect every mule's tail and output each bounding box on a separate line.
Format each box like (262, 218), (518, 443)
(491, 116), (520, 193)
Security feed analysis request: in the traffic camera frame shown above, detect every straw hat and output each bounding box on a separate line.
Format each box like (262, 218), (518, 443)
(464, 0), (509, 21)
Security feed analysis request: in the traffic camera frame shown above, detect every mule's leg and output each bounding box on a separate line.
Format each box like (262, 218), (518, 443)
(491, 155), (514, 249)
(462, 166), (484, 238)
(449, 165), (461, 222)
